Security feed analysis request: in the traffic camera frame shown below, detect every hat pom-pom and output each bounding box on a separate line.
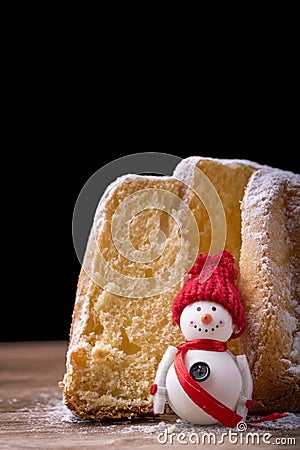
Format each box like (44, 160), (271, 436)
(188, 253), (208, 276)
(217, 250), (238, 282)
(188, 250), (237, 282)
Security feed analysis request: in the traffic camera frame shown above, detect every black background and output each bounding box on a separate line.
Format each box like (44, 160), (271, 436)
(3, 142), (298, 343)
(3, 15), (298, 343)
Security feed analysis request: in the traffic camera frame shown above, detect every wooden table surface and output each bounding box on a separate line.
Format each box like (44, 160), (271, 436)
(0, 341), (299, 450)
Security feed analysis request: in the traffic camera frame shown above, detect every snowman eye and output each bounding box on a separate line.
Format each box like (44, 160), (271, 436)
(197, 306), (201, 311)
(212, 306), (216, 311)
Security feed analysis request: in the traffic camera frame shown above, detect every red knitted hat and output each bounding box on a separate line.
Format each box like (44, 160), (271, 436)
(172, 250), (246, 339)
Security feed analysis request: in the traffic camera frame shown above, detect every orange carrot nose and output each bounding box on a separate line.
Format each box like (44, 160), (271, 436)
(201, 313), (212, 324)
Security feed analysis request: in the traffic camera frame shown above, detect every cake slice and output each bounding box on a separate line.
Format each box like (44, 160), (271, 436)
(61, 157), (258, 419)
(62, 174), (190, 419)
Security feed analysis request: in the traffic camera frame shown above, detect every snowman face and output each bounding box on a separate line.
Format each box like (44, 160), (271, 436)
(180, 301), (233, 342)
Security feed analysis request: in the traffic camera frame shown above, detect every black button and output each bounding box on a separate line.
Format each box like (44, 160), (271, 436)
(189, 361), (210, 382)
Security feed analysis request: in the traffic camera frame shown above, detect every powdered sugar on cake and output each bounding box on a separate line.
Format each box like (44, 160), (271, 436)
(240, 167), (300, 400)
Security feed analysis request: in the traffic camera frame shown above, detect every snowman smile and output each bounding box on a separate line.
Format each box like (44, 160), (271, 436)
(190, 322), (219, 333)
(189, 320), (222, 333)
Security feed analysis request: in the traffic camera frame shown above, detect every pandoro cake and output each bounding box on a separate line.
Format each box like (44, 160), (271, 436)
(60, 157), (300, 419)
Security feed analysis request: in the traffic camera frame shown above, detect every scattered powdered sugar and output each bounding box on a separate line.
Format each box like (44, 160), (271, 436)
(37, 395), (300, 435)
(3, 388), (299, 448)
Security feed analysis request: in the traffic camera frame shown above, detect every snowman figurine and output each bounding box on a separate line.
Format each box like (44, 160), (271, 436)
(150, 250), (253, 427)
